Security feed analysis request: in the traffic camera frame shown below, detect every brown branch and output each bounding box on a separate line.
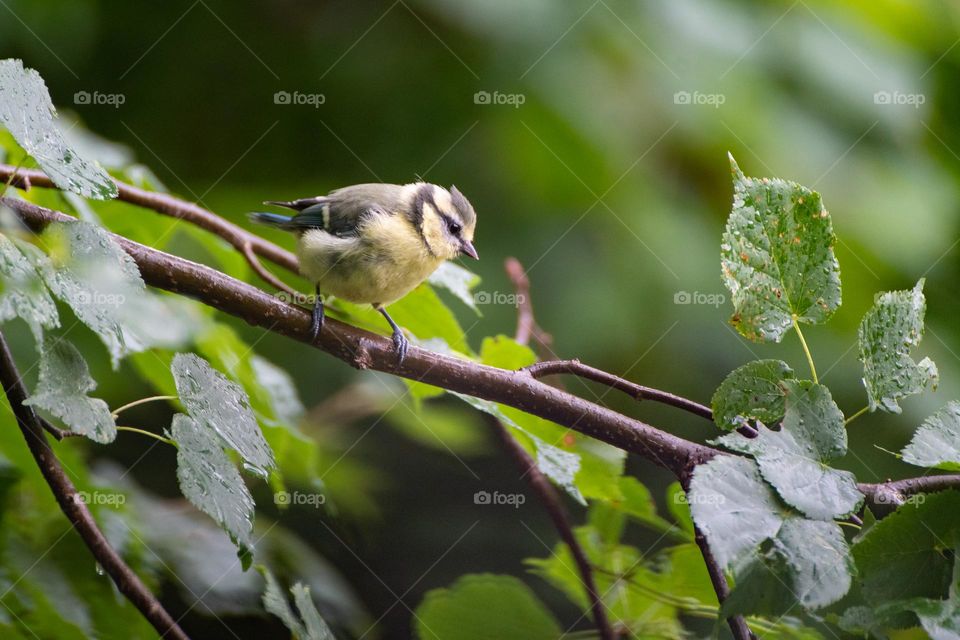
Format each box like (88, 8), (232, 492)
(504, 257), (557, 359)
(0, 331), (189, 640)
(491, 418), (615, 640)
(502, 259), (614, 640)
(5, 197), (717, 477)
(857, 475), (960, 515)
(0, 163), (299, 293)
(524, 359), (714, 421)
(9, 196), (960, 638)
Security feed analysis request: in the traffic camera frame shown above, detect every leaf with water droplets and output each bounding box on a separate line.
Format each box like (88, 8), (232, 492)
(171, 353), (276, 477)
(171, 414), (254, 554)
(260, 567), (336, 640)
(902, 401), (960, 471)
(721, 154), (841, 342)
(715, 380), (863, 519)
(689, 456), (786, 567)
(428, 261), (481, 314)
(722, 517), (853, 616)
(32, 221), (191, 366)
(23, 338), (115, 443)
(0, 59), (117, 199)
(711, 359), (795, 431)
(0, 232), (59, 341)
(858, 279), (937, 413)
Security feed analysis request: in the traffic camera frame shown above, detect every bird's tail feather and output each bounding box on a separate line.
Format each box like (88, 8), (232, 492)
(248, 211), (295, 229)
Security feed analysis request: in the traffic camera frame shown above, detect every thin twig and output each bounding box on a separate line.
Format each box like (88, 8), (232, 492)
(503, 259), (614, 640)
(0, 163), (299, 292)
(504, 257), (557, 359)
(0, 331), (189, 640)
(491, 417), (616, 640)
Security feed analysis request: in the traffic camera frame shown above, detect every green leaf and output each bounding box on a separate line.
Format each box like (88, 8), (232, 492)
(711, 359), (795, 431)
(858, 279), (938, 413)
(170, 414), (255, 554)
(250, 355), (305, 426)
(611, 476), (687, 540)
(903, 401), (960, 471)
(260, 567), (335, 640)
(722, 518), (853, 616)
(171, 353), (276, 478)
(415, 574), (561, 640)
(689, 456), (785, 567)
(721, 154), (841, 342)
(0, 234), (59, 342)
(36, 221), (192, 366)
(0, 60), (116, 199)
(428, 261), (481, 314)
(911, 595), (960, 640)
(23, 338), (115, 443)
(715, 380), (863, 520)
(665, 481), (695, 535)
(853, 490), (960, 605)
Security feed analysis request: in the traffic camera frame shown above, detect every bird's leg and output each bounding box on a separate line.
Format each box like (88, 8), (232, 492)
(309, 285), (324, 343)
(376, 305), (408, 365)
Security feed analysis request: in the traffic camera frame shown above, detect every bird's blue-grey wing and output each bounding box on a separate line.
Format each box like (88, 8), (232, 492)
(267, 184), (407, 237)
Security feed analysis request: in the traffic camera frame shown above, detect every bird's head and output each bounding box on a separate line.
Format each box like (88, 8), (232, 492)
(415, 184), (478, 261)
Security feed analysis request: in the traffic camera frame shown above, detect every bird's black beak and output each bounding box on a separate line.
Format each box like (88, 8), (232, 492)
(460, 239), (479, 260)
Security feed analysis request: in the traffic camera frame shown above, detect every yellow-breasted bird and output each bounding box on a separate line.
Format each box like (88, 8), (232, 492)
(250, 183), (478, 363)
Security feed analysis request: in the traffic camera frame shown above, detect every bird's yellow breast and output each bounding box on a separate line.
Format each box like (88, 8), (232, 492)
(297, 212), (444, 305)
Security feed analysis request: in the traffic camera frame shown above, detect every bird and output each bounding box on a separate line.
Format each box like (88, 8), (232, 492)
(249, 182), (478, 364)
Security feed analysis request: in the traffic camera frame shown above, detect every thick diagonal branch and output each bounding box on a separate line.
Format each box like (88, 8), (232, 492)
(0, 332), (189, 640)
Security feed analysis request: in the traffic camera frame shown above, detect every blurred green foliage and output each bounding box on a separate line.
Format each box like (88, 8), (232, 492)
(3, 0), (960, 637)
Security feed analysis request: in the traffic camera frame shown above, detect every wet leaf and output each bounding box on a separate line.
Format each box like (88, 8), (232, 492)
(0, 233), (59, 341)
(723, 518), (853, 616)
(171, 353), (276, 478)
(0, 59), (116, 199)
(902, 401), (960, 471)
(858, 279), (937, 413)
(35, 221), (191, 367)
(23, 338), (115, 443)
(415, 574), (561, 640)
(711, 359), (795, 431)
(715, 380), (863, 519)
(170, 414), (254, 554)
(428, 261), (481, 314)
(260, 567), (335, 640)
(721, 155), (841, 342)
(688, 456), (785, 567)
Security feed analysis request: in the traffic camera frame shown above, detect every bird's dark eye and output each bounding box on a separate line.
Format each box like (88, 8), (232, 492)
(447, 220), (462, 235)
